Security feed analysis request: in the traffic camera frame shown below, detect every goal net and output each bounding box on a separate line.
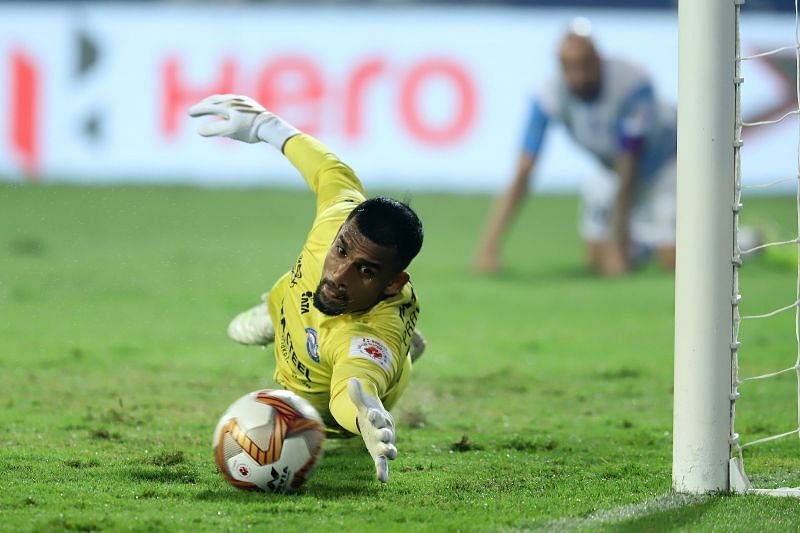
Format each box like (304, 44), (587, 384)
(729, 0), (800, 497)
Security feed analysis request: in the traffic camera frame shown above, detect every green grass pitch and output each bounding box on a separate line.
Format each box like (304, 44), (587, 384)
(1, 183), (799, 531)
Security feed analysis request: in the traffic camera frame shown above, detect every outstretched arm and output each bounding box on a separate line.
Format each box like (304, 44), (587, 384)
(473, 153), (536, 274)
(595, 82), (657, 276)
(474, 96), (548, 274)
(326, 337), (403, 483)
(188, 94), (365, 212)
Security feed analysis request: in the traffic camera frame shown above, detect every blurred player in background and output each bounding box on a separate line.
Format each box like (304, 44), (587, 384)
(474, 19), (677, 276)
(189, 94), (425, 483)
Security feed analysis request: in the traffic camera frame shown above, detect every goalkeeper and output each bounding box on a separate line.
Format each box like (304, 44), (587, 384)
(189, 94), (425, 484)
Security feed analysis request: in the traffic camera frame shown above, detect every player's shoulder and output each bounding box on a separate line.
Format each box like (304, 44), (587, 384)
(349, 283), (417, 341)
(360, 282), (418, 327)
(315, 196), (360, 225)
(604, 57), (649, 77)
(321, 283), (417, 341)
(305, 197), (359, 254)
(317, 311), (403, 376)
(533, 77), (562, 115)
(604, 57), (653, 94)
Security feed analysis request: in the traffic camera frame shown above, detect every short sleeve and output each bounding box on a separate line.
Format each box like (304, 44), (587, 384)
(323, 329), (404, 434)
(521, 99), (550, 157)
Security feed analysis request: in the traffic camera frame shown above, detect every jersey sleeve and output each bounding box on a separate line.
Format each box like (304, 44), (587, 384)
(521, 78), (562, 157)
(521, 99), (550, 157)
(616, 83), (657, 155)
(323, 329), (406, 434)
(283, 134), (367, 214)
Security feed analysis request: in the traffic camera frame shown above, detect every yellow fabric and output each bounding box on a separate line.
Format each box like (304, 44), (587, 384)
(267, 134), (420, 436)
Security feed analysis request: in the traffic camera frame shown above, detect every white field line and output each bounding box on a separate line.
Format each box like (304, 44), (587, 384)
(532, 492), (710, 531)
(531, 488), (800, 531)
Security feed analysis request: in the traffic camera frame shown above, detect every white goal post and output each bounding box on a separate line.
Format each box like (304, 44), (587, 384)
(673, 0), (800, 496)
(672, 0), (737, 494)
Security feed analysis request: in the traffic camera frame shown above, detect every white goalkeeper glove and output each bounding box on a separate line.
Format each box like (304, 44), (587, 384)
(187, 94), (300, 150)
(347, 378), (398, 483)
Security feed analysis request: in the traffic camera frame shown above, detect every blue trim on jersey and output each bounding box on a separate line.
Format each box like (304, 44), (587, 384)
(615, 83), (677, 180)
(521, 100), (549, 156)
(615, 83), (654, 153)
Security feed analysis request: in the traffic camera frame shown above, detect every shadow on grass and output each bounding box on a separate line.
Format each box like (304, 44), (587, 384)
(194, 442), (375, 501)
(194, 479), (373, 501)
(303, 441), (377, 499)
(602, 496), (721, 532)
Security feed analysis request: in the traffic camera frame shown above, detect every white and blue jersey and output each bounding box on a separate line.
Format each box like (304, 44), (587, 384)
(522, 58), (676, 181)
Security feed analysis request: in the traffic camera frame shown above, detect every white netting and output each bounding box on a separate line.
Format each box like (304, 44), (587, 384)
(730, 0), (800, 496)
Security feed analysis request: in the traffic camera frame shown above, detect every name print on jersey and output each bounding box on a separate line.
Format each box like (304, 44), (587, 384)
(289, 253), (304, 288)
(399, 287), (419, 346)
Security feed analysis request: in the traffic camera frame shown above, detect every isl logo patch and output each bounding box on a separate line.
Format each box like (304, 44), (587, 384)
(349, 336), (393, 373)
(305, 327), (320, 363)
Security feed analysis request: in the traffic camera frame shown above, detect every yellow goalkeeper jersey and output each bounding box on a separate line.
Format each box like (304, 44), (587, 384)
(266, 134), (420, 436)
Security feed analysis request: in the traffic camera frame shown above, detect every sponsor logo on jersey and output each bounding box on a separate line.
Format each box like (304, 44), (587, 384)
(300, 291), (312, 314)
(305, 327), (320, 363)
(349, 336), (393, 373)
(279, 304), (311, 388)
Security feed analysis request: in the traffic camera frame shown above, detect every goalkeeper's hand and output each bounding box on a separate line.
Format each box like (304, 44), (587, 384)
(347, 378), (398, 483)
(187, 94), (299, 149)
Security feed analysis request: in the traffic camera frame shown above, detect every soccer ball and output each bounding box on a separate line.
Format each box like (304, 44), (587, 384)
(213, 389), (326, 493)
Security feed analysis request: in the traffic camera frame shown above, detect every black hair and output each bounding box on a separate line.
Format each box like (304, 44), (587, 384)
(345, 196), (423, 270)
